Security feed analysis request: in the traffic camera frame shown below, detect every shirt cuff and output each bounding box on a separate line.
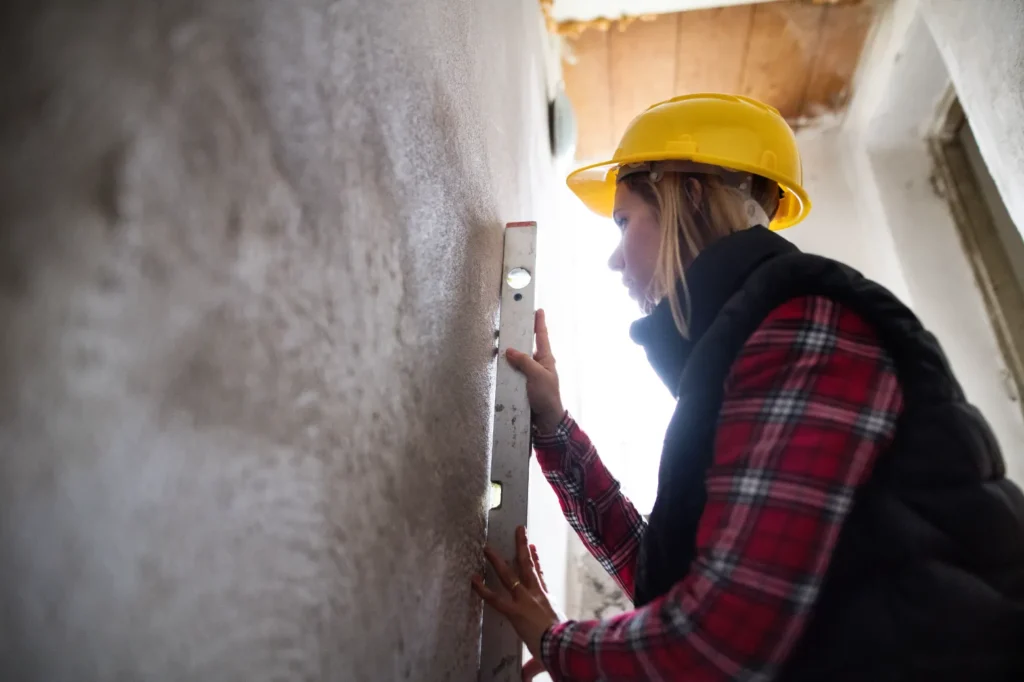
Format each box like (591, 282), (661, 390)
(532, 410), (573, 447)
(532, 411), (575, 469)
(540, 621), (574, 681)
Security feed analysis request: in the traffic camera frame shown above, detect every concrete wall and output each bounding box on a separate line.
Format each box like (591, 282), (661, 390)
(785, 127), (912, 302)
(0, 1), (554, 680)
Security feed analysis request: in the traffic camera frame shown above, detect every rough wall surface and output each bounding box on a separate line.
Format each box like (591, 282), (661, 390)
(921, 0), (1024, 237)
(0, 1), (553, 679)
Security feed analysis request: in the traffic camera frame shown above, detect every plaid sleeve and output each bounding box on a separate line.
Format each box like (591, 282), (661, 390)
(540, 295), (904, 681)
(534, 413), (647, 600)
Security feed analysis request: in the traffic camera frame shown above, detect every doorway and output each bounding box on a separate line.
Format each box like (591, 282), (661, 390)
(931, 95), (1024, 412)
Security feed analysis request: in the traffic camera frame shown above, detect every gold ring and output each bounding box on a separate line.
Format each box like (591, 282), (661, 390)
(509, 580), (521, 592)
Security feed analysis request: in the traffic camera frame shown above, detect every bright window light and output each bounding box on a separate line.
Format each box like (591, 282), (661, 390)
(538, 185), (677, 514)
(488, 481), (503, 511)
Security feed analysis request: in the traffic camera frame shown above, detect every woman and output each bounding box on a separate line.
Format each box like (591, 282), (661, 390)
(471, 93), (1024, 681)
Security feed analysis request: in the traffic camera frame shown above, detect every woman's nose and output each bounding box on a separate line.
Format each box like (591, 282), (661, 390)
(608, 244), (625, 272)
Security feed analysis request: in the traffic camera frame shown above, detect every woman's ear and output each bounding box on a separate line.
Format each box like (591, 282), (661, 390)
(684, 177), (703, 208)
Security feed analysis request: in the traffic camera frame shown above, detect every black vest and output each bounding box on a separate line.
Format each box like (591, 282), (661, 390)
(630, 227), (1024, 680)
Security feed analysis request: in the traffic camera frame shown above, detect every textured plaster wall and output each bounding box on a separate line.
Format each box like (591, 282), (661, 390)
(0, 1), (554, 680)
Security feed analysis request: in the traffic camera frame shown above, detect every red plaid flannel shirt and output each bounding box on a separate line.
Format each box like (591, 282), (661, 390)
(534, 295), (904, 681)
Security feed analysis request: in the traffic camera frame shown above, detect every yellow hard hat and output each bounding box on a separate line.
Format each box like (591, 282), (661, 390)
(566, 93), (810, 230)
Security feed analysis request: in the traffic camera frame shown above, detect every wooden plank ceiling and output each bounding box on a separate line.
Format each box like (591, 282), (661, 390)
(563, 0), (875, 161)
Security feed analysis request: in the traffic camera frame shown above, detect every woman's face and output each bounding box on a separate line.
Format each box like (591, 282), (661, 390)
(609, 182), (662, 309)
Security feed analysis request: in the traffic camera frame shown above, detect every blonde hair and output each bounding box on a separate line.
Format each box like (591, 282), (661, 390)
(620, 171), (780, 338)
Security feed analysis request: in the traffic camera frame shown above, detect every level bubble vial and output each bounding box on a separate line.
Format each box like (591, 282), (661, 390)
(506, 267), (532, 290)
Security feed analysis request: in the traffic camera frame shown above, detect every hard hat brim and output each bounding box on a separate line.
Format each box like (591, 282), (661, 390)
(566, 154), (811, 231)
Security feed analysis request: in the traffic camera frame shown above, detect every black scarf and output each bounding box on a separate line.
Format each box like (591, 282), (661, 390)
(628, 226), (798, 397)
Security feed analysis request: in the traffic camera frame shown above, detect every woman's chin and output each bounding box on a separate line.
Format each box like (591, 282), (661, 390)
(623, 287), (654, 315)
(638, 297), (656, 315)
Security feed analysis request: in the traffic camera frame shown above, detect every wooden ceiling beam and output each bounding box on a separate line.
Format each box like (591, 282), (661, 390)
(800, 3), (875, 120)
(675, 5), (755, 97)
(562, 1), (877, 160)
(739, 2), (826, 121)
(564, 28), (614, 161)
(609, 14), (680, 144)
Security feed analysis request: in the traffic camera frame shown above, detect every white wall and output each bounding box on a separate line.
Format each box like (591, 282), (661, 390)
(785, 127), (911, 302)
(0, 1), (556, 680)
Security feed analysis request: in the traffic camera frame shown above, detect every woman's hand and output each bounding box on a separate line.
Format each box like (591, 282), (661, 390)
(472, 526), (563, 680)
(506, 309), (565, 435)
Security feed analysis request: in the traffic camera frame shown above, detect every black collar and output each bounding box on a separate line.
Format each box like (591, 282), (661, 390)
(629, 226), (798, 396)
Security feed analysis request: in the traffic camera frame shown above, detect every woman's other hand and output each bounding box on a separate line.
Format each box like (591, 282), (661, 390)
(472, 526), (562, 679)
(506, 309), (565, 435)
(522, 541), (550, 682)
